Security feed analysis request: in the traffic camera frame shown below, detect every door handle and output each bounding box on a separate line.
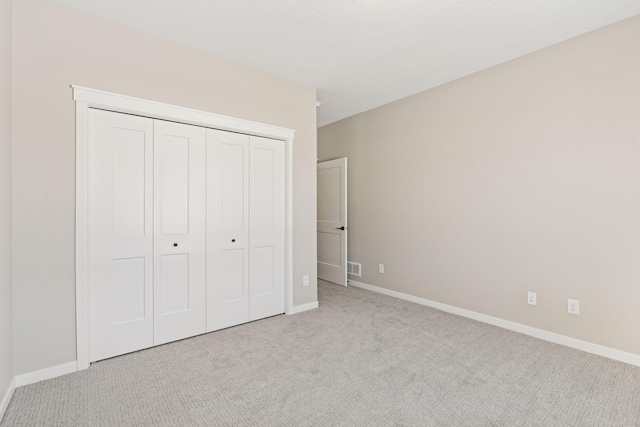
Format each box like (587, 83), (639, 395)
(336, 226), (345, 230)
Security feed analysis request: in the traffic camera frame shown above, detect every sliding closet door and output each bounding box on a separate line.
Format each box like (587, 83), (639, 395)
(153, 120), (206, 345)
(206, 129), (250, 331)
(249, 136), (285, 321)
(88, 109), (154, 362)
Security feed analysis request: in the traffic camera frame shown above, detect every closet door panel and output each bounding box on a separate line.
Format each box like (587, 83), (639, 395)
(88, 109), (154, 362)
(249, 136), (285, 321)
(111, 257), (146, 325)
(112, 130), (146, 236)
(160, 136), (190, 234)
(154, 120), (206, 345)
(221, 249), (245, 302)
(206, 129), (250, 331)
(253, 246), (274, 296)
(160, 253), (190, 314)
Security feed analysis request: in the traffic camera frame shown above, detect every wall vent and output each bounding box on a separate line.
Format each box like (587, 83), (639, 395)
(347, 261), (361, 277)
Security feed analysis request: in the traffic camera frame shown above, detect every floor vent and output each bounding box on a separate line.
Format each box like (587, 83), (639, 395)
(347, 261), (361, 277)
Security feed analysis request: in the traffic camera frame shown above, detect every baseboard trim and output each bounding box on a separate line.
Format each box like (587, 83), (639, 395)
(348, 280), (640, 367)
(0, 377), (15, 422)
(289, 301), (319, 314)
(15, 361), (78, 387)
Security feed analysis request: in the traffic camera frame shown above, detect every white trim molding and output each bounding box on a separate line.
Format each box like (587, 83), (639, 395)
(72, 86), (295, 140)
(73, 86), (296, 371)
(349, 280), (640, 367)
(15, 361), (78, 387)
(0, 378), (16, 422)
(289, 301), (319, 314)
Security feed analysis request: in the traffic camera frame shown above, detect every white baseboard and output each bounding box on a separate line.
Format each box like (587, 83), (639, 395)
(349, 280), (640, 367)
(0, 377), (15, 423)
(15, 361), (78, 387)
(289, 301), (319, 314)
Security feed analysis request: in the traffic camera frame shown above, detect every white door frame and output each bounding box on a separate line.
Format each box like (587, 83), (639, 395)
(73, 86), (295, 371)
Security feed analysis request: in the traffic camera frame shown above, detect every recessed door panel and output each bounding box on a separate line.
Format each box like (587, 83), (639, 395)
(317, 166), (342, 223)
(252, 148), (274, 230)
(112, 130), (146, 237)
(88, 109), (154, 362)
(154, 120), (206, 346)
(250, 136), (285, 321)
(160, 253), (190, 315)
(222, 249), (245, 303)
(112, 257), (146, 325)
(222, 143), (246, 232)
(253, 246), (274, 297)
(207, 129), (250, 331)
(161, 135), (190, 235)
(317, 232), (342, 267)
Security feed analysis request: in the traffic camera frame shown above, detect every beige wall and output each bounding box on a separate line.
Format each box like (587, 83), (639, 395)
(0, 0), (14, 402)
(12, 0), (317, 376)
(319, 15), (640, 356)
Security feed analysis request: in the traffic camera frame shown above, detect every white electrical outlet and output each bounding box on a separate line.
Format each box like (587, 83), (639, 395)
(568, 299), (580, 315)
(527, 292), (537, 306)
(379, 264), (384, 273)
(303, 275), (309, 286)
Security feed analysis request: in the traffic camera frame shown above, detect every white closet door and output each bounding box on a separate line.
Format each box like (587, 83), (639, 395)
(153, 120), (206, 345)
(88, 109), (154, 362)
(206, 129), (250, 331)
(249, 136), (285, 321)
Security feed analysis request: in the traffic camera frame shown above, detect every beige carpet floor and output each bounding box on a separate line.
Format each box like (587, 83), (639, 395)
(2, 280), (640, 426)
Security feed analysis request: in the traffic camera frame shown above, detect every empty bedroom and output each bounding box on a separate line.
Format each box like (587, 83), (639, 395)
(1, 0), (640, 425)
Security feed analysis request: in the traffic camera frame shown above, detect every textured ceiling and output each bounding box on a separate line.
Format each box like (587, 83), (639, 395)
(52, 0), (640, 127)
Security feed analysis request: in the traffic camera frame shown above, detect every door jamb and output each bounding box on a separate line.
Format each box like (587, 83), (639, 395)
(73, 86), (295, 371)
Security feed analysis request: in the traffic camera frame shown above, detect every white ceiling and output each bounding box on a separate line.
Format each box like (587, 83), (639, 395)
(52, 0), (640, 127)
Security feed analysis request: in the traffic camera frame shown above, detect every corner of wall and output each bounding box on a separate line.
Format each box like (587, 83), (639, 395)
(0, 0), (15, 422)
(0, 378), (16, 423)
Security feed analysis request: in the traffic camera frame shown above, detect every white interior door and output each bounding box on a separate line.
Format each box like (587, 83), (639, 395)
(317, 158), (348, 286)
(153, 120), (206, 345)
(206, 129), (250, 331)
(249, 136), (285, 321)
(88, 109), (154, 362)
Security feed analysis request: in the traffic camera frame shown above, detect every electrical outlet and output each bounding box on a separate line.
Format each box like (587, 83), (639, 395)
(379, 264), (384, 273)
(303, 275), (309, 286)
(527, 292), (537, 306)
(568, 299), (580, 315)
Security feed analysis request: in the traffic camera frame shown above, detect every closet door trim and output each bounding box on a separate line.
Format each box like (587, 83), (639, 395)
(74, 86), (295, 371)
